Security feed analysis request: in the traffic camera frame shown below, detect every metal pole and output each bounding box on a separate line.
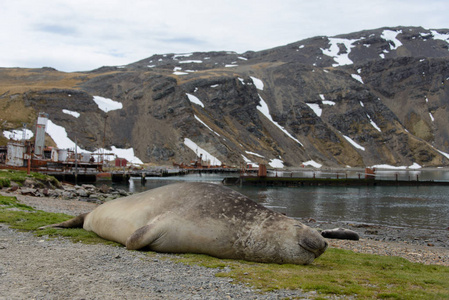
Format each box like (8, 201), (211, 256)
(102, 114), (108, 165)
(75, 137), (78, 185)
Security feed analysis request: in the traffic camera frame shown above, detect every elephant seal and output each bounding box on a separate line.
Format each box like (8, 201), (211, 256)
(321, 228), (360, 241)
(41, 182), (327, 264)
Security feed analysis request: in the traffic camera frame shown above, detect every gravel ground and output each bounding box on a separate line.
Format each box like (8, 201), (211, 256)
(0, 226), (318, 299)
(1, 191), (448, 299)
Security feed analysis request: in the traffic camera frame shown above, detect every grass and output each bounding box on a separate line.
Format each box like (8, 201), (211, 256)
(1, 194), (448, 299)
(0, 195), (118, 245)
(176, 252), (449, 299)
(0, 169), (60, 188)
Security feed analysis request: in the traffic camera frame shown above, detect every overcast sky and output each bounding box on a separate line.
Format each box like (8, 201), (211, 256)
(1, 0), (448, 72)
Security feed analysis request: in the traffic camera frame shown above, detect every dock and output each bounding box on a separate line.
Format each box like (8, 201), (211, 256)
(45, 167), (240, 184)
(222, 176), (449, 187)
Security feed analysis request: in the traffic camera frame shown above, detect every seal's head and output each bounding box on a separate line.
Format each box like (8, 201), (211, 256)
(297, 225), (328, 262)
(286, 224), (328, 264)
(250, 220), (328, 265)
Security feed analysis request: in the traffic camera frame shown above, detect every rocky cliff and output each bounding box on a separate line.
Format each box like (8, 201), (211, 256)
(1, 26), (449, 168)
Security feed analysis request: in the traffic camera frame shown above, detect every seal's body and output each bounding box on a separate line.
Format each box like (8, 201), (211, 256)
(42, 182), (327, 264)
(321, 228), (360, 240)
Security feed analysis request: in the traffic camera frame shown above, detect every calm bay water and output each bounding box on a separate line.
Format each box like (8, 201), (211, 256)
(111, 171), (449, 231)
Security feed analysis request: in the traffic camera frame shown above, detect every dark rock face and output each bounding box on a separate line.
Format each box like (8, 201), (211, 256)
(6, 26), (449, 167)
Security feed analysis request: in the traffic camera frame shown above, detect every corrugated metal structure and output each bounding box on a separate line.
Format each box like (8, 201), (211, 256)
(115, 158), (128, 167)
(1, 112), (104, 173)
(34, 112), (48, 157)
(6, 142), (26, 167)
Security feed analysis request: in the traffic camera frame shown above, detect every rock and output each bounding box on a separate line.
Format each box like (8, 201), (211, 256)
(104, 195), (119, 201)
(41, 188), (49, 197)
(117, 189), (129, 196)
(99, 184), (111, 194)
(20, 188), (37, 196)
(10, 182), (20, 189)
(22, 178), (38, 189)
(365, 230), (379, 235)
(62, 185), (77, 192)
(76, 189), (89, 197)
(47, 189), (62, 198)
(62, 191), (75, 199)
(82, 184), (97, 191)
(89, 193), (105, 202)
(6, 186), (18, 192)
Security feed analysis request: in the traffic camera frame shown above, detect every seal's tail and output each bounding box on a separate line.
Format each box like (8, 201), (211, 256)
(38, 213), (88, 230)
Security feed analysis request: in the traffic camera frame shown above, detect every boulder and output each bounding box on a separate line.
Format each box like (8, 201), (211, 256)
(20, 188), (38, 196)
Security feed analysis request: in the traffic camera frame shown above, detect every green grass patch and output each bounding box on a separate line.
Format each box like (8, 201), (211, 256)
(0, 169), (60, 188)
(0, 195), (118, 245)
(1, 194), (448, 299)
(176, 249), (449, 299)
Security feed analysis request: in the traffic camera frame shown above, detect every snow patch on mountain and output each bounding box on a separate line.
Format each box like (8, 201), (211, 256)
(343, 135), (365, 151)
(257, 95), (303, 146)
(194, 115), (220, 136)
(184, 138), (221, 165)
(321, 38), (358, 66)
(245, 151), (264, 158)
(62, 109), (80, 118)
(430, 30), (449, 44)
(307, 103), (322, 117)
(3, 129), (34, 140)
(371, 164), (407, 170)
(367, 114), (381, 132)
(173, 66), (188, 75)
(351, 74), (364, 84)
(302, 160), (322, 168)
(93, 96), (123, 112)
(186, 93), (204, 108)
(381, 29), (403, 50)
(269, 158), (284, 168)
(242, 155), (259, 167)
(435, 148), (449, 160)
(409, 162), (422, 169)
(250, 76), (264, 90)
(173, 53), (193, 59)
(179, 60), (202, 64)
(46, 120), (143, 164)
(320, 94), (335, 105)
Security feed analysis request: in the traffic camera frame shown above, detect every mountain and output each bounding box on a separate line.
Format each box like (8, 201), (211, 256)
(1, 26), (449, 168)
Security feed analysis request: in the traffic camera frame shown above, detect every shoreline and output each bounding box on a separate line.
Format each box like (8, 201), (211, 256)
(2, 190), (448, 267)
(1, 190), (448, 299)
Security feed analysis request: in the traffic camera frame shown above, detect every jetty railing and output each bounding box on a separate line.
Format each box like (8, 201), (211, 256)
(259, 170), (437, 182)
(227, 168), (449, 187)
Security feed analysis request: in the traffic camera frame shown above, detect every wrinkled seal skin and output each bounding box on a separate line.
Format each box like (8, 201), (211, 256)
(321, 228), (360, 241)
(41, 182), (328, 264)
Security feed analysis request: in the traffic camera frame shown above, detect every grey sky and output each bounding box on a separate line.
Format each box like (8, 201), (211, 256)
(1, 0), (448, 72)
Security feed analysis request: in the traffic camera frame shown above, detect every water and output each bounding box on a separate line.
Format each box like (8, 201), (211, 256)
(231, 185), (449, 230)
(111, 172), (449, 231)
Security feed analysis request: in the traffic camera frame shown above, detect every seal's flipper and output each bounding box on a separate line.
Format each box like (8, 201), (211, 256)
(125, 212), (173, 250)
(39, 213), (88, 230)
(126, 224), (165, 250)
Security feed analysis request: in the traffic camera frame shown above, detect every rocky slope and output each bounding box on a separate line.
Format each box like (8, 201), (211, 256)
(1, 26), (449, 168)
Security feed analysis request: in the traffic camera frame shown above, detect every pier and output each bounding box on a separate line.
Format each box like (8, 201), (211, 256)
(222, 176), (449, 187)
(45, 167), (240, 184)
